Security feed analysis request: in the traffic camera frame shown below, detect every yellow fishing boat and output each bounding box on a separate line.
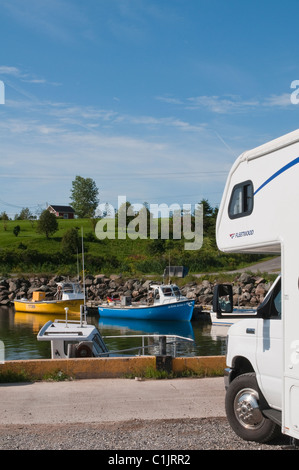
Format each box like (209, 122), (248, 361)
(14, 282), (85, 315)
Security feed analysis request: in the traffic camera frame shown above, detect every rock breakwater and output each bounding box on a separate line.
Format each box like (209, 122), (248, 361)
(0, 272), (274, 309)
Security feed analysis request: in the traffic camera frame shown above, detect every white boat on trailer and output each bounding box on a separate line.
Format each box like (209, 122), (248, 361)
(37, 310), (109, 359)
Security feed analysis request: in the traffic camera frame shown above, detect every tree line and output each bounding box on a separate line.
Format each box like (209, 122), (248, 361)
(1, 176), (219, 243)
(0, 175), (99, 222)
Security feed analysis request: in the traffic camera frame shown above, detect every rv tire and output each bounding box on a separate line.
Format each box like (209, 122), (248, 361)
(225, 372), (280, 443)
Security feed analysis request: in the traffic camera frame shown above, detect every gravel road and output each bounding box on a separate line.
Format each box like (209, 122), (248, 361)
(0, 377), (296, 451)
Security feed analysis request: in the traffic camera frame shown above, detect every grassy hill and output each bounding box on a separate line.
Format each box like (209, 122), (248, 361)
(0, 217), (265, 277)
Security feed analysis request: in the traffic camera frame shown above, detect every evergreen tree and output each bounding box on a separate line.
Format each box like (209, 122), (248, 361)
(36, 210), (58, 238)
(13, 225), (20, 237)
(61, 227), (80, 255)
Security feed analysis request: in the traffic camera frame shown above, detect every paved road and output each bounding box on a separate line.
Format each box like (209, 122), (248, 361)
(229, 256), (281, 274)
(195, 256), (281, 277)
(0, 377), (225, 425)
(1, 378), (294, 450)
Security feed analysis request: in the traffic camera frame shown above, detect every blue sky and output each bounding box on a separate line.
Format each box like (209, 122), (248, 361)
(0, 0), (299, 218)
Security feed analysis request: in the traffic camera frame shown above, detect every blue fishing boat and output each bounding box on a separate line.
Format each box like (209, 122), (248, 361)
(98, 284), (194, 322)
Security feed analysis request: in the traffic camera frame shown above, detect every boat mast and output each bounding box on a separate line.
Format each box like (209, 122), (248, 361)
(77, 247), (80, 282)
(81, 227), (87, 325)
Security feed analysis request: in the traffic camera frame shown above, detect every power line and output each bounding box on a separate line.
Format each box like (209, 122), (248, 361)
(0, 198), (47, 210)
(0, 170), (228, 180)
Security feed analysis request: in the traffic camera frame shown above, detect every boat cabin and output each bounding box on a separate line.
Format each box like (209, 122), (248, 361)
(37, 318), (109, 359)
(148, 284), (184, 304)
(55, 282), (84, 301)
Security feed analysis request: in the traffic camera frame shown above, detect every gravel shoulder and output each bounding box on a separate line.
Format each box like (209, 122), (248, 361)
(0, 418), (293, 450)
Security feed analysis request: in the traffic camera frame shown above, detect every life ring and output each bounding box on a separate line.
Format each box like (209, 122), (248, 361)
(75, 343), (93, 358)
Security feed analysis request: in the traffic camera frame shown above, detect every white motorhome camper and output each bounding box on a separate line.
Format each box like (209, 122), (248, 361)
(213, 129), (299, 443)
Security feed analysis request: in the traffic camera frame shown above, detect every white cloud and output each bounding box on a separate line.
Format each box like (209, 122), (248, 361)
(0, 0), (90, 44)
(0, 65), (61, 96)
(22, 78), (46, 84)
(186, 95), (259, 113)
(0, 66), (21, 76)
(263, 93), (293, 107)
(127, 114), (206, 133)
(3, 67), (290, 210)
(157, 92), (296, 114)
(155, 95), (183, 105)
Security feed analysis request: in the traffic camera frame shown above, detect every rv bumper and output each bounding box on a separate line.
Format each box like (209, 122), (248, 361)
(224, 367), (233, 390)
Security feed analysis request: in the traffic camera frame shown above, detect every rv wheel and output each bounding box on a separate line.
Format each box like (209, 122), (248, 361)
(225, 373), (280, 443)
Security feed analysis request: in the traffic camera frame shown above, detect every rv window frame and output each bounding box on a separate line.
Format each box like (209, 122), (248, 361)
(228, 180), (254, 219)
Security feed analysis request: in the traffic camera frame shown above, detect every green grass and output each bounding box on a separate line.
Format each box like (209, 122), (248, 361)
(0, 218), (268, 276)
(0, 368), (73, 383)
(41, 369), (73, 382)
(125, 365), (225, 380)
(0, 369), (32, 383)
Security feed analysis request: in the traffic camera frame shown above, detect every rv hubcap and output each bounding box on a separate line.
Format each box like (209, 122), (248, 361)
(234, 388), (264, 429)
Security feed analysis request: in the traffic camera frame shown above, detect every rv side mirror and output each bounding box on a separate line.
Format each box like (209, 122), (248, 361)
(213, 284), (233, 317)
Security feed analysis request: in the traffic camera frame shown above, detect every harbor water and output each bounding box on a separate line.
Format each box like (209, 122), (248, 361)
(0, 305), (228, 361)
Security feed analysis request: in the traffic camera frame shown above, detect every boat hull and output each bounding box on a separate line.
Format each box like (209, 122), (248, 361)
(14, 299), (84, 315)
(98, 300), (194, 321)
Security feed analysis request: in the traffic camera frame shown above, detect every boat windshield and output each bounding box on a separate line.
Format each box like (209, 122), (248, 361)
(62, 283), (82, 293)
(64, 340), (79, 355)
(92, 333), (109, 355)
(162, 287), (172, 296)
(172, 286), (181, 299)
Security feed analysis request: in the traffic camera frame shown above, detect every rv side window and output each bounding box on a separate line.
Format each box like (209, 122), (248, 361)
(228, 181), (253, 219)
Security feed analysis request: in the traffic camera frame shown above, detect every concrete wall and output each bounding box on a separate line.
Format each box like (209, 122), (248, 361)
(172, 356), (226, 376)
(0, 355), (226, 381)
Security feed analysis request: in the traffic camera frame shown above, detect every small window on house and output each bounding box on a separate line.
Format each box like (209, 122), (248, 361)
(228, 181), (253, 219)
